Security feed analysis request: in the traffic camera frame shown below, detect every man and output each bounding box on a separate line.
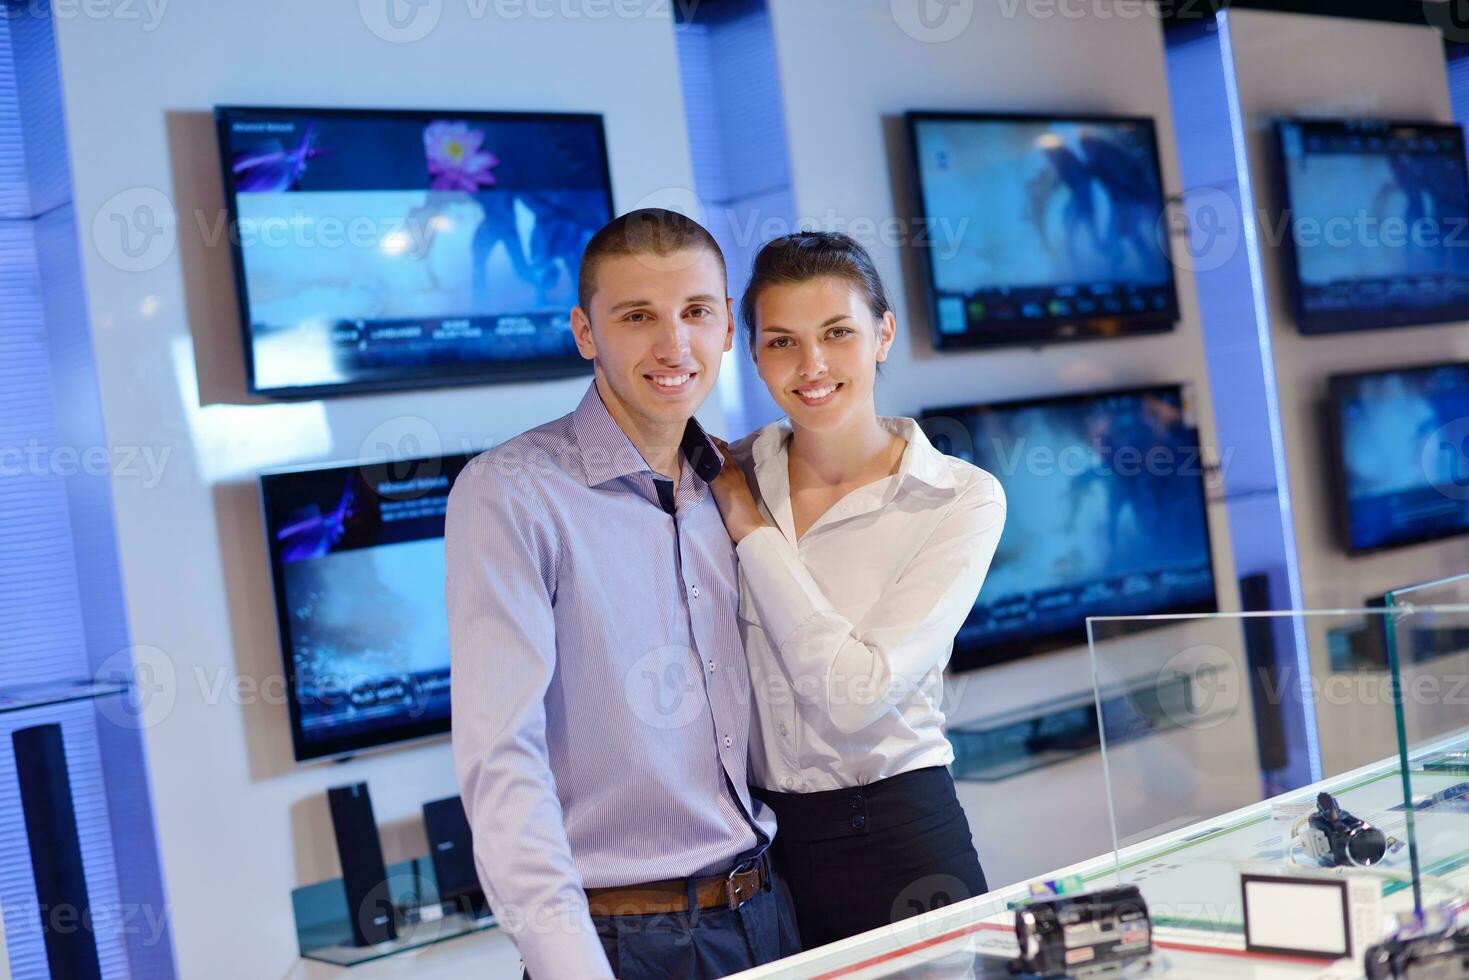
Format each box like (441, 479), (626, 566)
(447, 209), (800, 979)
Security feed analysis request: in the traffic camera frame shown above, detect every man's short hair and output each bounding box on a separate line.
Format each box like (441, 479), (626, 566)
(577, 208), (727, 311)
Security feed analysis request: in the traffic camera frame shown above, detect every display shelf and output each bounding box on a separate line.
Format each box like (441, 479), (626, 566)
(0, 678), (130, 715)
(292, 856), (498, 966)
(948, 670), (1197, 782)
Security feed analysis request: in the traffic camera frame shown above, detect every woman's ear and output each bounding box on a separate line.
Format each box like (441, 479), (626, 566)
(875, 310), (897, 363)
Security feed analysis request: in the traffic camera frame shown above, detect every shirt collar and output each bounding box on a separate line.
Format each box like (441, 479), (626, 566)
(749, 415), (957, 494)
(572, 380), (724, 488)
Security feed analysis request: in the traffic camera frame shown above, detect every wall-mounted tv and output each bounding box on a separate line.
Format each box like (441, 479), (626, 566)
(216, 105), (614, 397)
(905, 111), (1179, 351)
(1275, 119), (1469, 334)
(919, 384), (1218, 670)
(261, 451), (474, 761)
(1328, 360), (1469, 554)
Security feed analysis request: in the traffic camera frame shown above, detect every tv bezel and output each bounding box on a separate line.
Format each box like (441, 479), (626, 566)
(214, 104), (612, 400)
(919, 381), (1220, 672)
(903, 109), (1181, 353)
(260, 450), (474, 763)
(1326, 358), (1469, 556)
(1273, 117), (1469, 336)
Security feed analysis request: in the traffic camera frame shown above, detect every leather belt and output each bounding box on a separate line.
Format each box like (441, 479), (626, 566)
(584, 857), (766, 917)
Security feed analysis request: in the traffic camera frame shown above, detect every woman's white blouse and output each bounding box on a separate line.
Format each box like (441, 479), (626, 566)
(729, 416), (1007, 794)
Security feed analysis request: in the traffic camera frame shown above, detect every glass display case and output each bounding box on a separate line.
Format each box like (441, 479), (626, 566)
(727, 604), (1469, 979)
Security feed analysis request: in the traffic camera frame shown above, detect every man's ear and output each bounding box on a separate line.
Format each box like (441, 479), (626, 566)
(572, 305), (597, 361)
(723, 296), (736, 353)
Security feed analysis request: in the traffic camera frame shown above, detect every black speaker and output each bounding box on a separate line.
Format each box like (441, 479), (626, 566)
(12, 723), (103, 980)
(422, 795), (489, 918)
(327, 782), (398, 946)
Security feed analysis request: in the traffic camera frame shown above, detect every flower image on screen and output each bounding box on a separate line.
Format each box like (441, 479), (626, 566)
(908, 112), (1179, 350)
(216, 106), (614, 396)
(920, 385), (1217, 670)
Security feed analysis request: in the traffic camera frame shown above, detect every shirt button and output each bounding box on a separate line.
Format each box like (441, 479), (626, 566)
(723, 734), (732, 748)
(780, 776), (796, 790)
(708, 660), (716, 672)
(690, 585), (700, 598)
(778, 723), (789, 737)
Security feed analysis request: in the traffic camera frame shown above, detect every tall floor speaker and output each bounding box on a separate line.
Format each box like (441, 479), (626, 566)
(12, 723), (103, 980)
(327, 782), (398, 947)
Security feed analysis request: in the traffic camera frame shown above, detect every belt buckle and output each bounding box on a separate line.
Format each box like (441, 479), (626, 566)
(724, 858), (758, 910)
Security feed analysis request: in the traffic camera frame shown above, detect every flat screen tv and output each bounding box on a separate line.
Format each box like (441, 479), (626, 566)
(215, 105), (613, 397)
(905, 111), (1180, 351)
(919, 384), (1218, 670)
(1275, 119), (1469, 334)
(1328, 360), (1469, 554)
(261, 451), (474, 761)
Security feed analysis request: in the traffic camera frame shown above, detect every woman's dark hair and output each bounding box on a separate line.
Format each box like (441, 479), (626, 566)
(739, 231), (892, 357)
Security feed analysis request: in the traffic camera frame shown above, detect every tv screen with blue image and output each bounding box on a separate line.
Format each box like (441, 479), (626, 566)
(919, 384), (1217, 670)
(906, 111), (1179, 351)
(261, 451), (474, 761)
(1329, 361), (1469, 553)
(1276, 119), (1469, 334)
(216, 106), (613, 397)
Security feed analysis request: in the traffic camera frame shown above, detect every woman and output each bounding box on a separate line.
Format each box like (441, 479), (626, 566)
(708, 232), (1007, 950)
